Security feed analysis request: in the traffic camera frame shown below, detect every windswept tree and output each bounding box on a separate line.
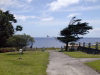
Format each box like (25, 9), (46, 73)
(57, 17), (92, 51)
(0, 10), (22, 47)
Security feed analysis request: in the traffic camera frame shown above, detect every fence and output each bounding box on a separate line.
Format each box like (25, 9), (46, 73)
(77, 42), (100, 54)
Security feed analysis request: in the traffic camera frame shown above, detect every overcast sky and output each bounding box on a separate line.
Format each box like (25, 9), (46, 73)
(0, 0), (100, 37)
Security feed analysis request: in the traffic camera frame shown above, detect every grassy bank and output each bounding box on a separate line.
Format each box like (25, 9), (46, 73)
(0, 51), (49, 75)
(64, 52), (100, 58)
(85, 60), (100, 73)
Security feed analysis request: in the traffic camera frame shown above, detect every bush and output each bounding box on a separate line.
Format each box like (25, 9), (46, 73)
(7, 34), (34, 49)
(0, 48), (16, 53)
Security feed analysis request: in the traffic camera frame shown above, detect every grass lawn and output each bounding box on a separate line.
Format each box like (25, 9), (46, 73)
(64, 52), (100, 58)
(91, 45), (100, 50)
(85, 60), (100, 73)
(85, 45), (100, 50)
(0, 51), (49, 75)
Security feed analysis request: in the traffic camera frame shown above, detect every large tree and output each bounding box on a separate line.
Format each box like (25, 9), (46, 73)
(0, 10), (22, 47)
(57, 17), (92, 51)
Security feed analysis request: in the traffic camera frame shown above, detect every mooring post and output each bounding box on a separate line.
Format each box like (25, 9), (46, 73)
(79, 42), (81, 47)
(83, 42), (85, 47)
(95, 42), (98, 50)
(88, 43), (91, 48)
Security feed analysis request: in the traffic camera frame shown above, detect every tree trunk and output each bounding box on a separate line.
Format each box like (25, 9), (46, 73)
(65, 42), (68, 51)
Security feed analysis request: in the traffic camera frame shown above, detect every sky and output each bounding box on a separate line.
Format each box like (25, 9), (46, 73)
(0, 0), (100, 37)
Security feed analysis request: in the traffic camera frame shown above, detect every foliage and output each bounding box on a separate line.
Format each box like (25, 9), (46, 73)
(0, 48), (16, 53)
(7, 34), (34, 49)
(0, 51), (49, 75)
(16, 25), (23, 31)
(0, 10), (22, 47)
(57, 17), (92, 51)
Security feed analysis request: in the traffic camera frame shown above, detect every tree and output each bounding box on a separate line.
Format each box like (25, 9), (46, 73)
(57, 17), (92, 51)
(0, 10), (22, 47)
(16, 25), (23, 31)
(7, 34), (34, 49)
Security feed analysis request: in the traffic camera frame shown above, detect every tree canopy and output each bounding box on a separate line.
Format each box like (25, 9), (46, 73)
(0, 10), (22, 47)
(57, 17), (92, 51)
(7, 34), (34, 49)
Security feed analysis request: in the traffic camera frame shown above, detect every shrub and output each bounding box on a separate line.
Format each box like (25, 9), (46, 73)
(0, 48), (16, 53)
(7, 34), (34, 49)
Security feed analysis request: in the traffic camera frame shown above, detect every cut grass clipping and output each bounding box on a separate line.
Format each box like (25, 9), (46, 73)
(0, 51), (49, 75)
(64, 52), (100, 58)
(85, 60), (100, 73)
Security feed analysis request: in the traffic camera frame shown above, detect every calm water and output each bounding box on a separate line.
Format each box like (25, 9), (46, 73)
(33, 37), (100, 48)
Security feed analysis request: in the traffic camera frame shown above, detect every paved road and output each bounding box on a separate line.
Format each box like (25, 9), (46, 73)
(47, 51), (100, 75)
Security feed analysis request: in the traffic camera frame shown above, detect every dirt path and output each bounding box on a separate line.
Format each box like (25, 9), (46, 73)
(47, 51), (100, 75)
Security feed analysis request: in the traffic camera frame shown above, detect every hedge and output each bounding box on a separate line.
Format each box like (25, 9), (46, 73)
(0, 48), (16, 53)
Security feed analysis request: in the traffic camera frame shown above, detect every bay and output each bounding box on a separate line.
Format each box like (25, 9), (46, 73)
(33, 37), (100, 48)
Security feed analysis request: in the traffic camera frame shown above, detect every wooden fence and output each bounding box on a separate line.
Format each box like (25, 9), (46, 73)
(77, 42), (100, 54)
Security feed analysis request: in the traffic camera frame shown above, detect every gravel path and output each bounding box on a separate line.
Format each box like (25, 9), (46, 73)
(47, 51), (100, 75)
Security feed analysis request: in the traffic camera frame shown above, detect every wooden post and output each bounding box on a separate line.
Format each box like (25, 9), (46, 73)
(88, 43), (91, 48)
(95, 42), (98, 50)
(79, 42), (81, 47)
(83, 42), (85, 47)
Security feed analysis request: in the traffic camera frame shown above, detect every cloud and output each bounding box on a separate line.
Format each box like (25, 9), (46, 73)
(0, 0), (22, 8)
(0, 0), (33, 12)
(62, 5), (100, 12)
(41, 17), (54, 21)
(27, 0), (33, 3)
(48, 0), (99, 12)
(15, 14), (54, 22)
(33, 19), (67, 26)
(0, 0), (14, 6)
(0, 8), (6, 11)
(83, 0), (98, 2)
(78, 5), (100, 11)
(15, 15), (37, 21)
(67, 13), (81, 18)
(48, 0), (80, 11)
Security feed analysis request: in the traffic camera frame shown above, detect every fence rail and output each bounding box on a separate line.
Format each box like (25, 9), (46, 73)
(69, 42), (100, 54)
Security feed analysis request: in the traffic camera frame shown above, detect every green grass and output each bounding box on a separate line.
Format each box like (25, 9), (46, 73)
(64, 52), (100, 58)
(0, 51), (49, 75)
(91, 45), (100, 50)
(85, 45), (100, 50)
(85, 60), (100, 73)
